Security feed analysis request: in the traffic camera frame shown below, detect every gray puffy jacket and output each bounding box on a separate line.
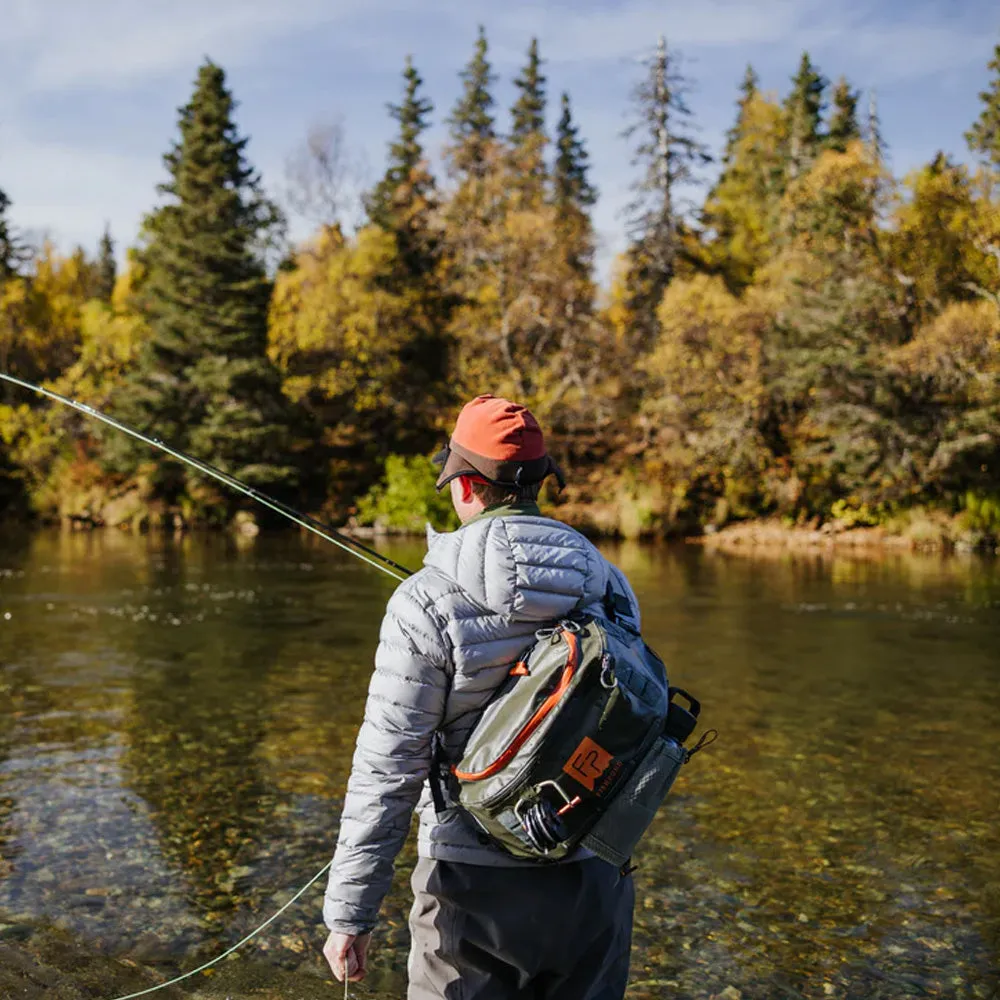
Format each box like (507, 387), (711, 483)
(323, 509), (640, 934)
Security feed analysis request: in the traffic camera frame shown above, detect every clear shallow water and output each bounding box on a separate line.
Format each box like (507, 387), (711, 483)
(0, 530), (998, 998)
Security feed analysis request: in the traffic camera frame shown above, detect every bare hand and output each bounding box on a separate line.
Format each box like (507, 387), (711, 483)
(323, 930), (371, 983)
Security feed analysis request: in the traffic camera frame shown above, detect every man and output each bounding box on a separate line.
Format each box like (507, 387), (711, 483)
(323, 394), (640, 999)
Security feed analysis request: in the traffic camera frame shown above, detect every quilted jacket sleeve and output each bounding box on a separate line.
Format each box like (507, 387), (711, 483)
(323, 577), (450, 934)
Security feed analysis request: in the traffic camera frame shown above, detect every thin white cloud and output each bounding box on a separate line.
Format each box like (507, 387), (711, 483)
(3, 0), (991, 99)
(484, 0), (814, 64)
(425, 0), (993, 85)
(0, 127), (157, 251)
(830, 20), (997, 86)
(3, 0), (342, 92)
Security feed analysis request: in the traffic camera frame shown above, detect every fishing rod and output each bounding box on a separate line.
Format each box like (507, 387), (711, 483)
(0, 371), (413, 583)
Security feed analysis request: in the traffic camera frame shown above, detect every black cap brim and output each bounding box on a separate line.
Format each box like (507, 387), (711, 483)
(433, 443), (484, 491)
(433, 441), (565, 492)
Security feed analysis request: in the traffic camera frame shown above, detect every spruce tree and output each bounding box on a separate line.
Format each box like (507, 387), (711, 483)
(866, 89), (886, 164)
(95, 224), (116, 301)
(785, 52), (827, 178)
(366, 55), (434, 234)
(509, 38), (547, 197)
(623, 35), (711, 348)
(112, 60), (295, 511)
(827, 77), (860, 152)
(0, 188), (26, 280)
(554, 92), (597, 213)
(511, 38), (546, 143)
(702, 74), (785, 289)
(447, 25), (497, 177)
(705, 63), (761, 230)
(966, 42), (1000, 170)
(721, 65), (759, 168)
(363, 55), (452, 445)
(553, 92), (598, 279)
(0, 188), (13, 279)
(364, 55), (440, 285)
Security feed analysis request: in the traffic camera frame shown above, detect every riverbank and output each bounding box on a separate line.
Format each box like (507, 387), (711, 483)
(695, 510), (999, 556)
(5, 503), (998, 561)
(353, 508), (1000, 561)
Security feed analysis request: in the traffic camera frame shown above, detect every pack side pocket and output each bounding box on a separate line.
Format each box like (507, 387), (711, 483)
(581, 736), (686, 867)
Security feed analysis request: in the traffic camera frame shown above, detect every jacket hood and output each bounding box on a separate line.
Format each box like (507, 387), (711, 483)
(424, 514), (611, 623)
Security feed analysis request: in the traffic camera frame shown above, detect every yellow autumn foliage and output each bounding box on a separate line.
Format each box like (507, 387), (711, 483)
(780, 140), (886, 252)
(891, 300), (1000, 380)
(269, 225), (407, 414)
(888, 157), (1000, 319)
(444, 145), (601, 423)
(634, 275), (767, 523)
(702, 93), (789, 288)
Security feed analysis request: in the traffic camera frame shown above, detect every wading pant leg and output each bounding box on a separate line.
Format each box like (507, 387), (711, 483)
(537, 860), (634, 1000)
(407, 857), (634, 1000)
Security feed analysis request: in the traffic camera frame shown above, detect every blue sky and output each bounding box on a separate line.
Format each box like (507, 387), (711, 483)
(1, 0), (998, 282)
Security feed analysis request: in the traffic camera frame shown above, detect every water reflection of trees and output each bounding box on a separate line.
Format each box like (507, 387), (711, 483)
(628, 548), (1000, 997)
(120, 536), (295, 925)
(1, 531), (146, 931)
(1, 537), (47, 879)
(117, 532), (405, 974)
(0, 665), (30, 876)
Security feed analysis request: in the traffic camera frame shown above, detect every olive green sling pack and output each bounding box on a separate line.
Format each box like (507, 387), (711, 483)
(430, 587), (713, 866)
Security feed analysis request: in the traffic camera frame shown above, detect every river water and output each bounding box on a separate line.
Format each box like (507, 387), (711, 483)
(0, 529), (997, 999)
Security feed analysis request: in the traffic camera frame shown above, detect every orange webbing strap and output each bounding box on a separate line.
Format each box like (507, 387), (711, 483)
(453, 630), (579, 782)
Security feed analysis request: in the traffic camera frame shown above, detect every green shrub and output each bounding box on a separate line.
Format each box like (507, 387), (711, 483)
(884, 506), (956, 548)
(356, 454), (460, 533)
(616, 474), (668, 540)
(829, 498), (886, 528)
(960, 491), (1000, 537)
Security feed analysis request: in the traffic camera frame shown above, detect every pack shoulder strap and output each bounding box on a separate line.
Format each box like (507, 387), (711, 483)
(604, 581), (639, 633)
(428, 730), (450, 816)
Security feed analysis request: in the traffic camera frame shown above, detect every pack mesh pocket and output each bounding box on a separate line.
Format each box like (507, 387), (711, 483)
(581, 736), (686, 866)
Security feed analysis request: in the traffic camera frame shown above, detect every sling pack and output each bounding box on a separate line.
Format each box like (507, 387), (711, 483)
(433, 587), (712, 866)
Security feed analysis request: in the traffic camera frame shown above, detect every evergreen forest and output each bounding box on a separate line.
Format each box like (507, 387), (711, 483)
(1, 34), (1000, 545)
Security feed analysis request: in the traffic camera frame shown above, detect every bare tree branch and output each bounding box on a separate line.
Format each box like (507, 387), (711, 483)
(961, 281), (1000, 307)
(973, 237), (1000, 270)
(282, 118), (359, 230)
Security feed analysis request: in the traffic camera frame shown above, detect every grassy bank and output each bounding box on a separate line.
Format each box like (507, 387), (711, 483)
(696, 510), (1000, 555)
(5, 449), (1000, 560)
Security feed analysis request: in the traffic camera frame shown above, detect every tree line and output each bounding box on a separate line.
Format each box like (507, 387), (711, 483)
(1, 31), (999, 541)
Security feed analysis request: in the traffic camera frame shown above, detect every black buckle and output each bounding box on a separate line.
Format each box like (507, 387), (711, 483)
(604, 582), (638, 632)
(428, 731), (450, 816)
(664, 687), (700, 744)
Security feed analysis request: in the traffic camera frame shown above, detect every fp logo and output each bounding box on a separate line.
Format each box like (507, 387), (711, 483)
(563, 737), (614, 791)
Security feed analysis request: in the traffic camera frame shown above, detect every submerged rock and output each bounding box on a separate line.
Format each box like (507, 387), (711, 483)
(0, 921), (394, 1000)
